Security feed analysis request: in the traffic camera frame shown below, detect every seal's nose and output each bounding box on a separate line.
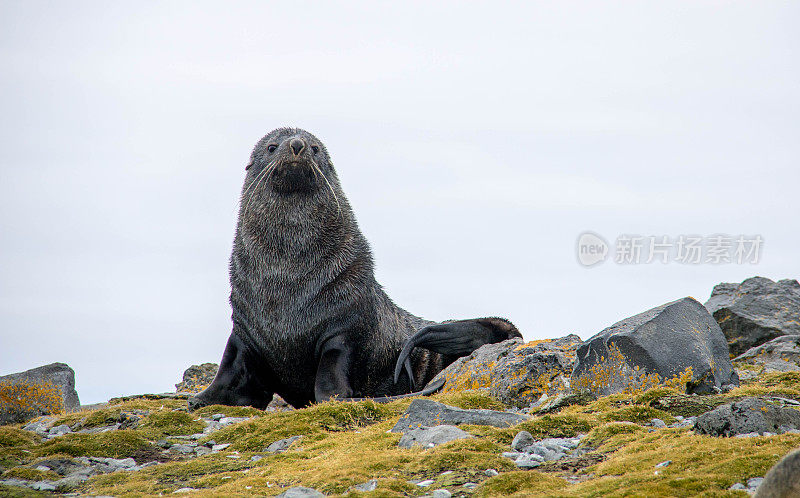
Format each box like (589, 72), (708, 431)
(290, 138), (305, 156)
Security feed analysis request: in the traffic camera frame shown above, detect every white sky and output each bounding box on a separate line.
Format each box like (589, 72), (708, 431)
(1, 1), (798, 404)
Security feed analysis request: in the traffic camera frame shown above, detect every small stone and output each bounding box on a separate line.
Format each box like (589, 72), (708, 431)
(173, 488), (198, 493)
(485, 468), (499, 477)
(211, 443), (231, 452)
(275, 486), (325, 497)
(226, 454), (240, 459)
(35, 465), (51, 471)
(219, 416), (249, 426)
(432, 490), (452, 498)
(266, 435), (302, 453)
(763, 432), (776, 437)
(746, 477), (764, 489)
(417, 479), (435, 487)
(157, 439), (171, 448)
(729, 483), (746, 490)
(511, 430), (534, 451)
(398, 425), (472, 449)
(194, 447), (211, 457)
(463, 483), (478, 490)
(250, 455), (263, 462)
(172, 444), (195, 454)
(29, 481), (57, 491)
(352, 479), (377, 492)
(734, 432), (759, 438)
(211, 413), (224, 421)
(502, 452), (521, 459)
(655, 460), (671, 468)
(651, 418), (667, 429)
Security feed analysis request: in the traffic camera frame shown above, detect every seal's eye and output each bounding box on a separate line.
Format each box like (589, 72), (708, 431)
(311, 145), (319, 154)
(267, 144), (277, 153)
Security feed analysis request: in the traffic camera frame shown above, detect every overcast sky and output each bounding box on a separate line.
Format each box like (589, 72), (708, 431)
(1, 1), (798, 404)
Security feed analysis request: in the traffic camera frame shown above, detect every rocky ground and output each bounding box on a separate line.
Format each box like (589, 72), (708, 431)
(0, 276), (798, 497)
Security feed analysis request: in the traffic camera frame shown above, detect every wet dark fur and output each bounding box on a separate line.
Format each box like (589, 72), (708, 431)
(190, 128), (520, 409)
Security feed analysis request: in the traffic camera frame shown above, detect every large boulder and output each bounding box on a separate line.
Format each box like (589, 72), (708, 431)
(390, 399), (526, 433)
(754, 447), (800, 498)
(705, 277), (800, 356)
(571, 297), (739, 395)
(175, 363), (218, 393)
(694, 397), (800, 437)
(733, 335), (800, 373)
(425, 335), (581, 408)
(397, 425), (473, 449)
(0, 363), (79, 425)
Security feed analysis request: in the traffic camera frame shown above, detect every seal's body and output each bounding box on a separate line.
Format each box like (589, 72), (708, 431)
(190, 128), (520, 409)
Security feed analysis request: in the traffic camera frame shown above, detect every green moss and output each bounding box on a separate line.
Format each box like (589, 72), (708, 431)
(0, 484), (50, 497)
(584, 421), (647, 449)
(0, 428), (40, 448)
(515, 414), (593, 439)
(193, 404), (267, 418)
(475, 471), (568, 496)
(603, 405), (677, 424)
(139, 410), (204, 437)
(1, 466), (60, 481)
(433, 390), (508, 411)
(33, 430), (151, 459)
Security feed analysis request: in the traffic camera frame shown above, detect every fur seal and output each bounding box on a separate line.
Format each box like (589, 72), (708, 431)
(189, 127), (520, 409)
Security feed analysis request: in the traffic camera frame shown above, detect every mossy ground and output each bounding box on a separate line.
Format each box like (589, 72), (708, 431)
(0, 367), (798, 496)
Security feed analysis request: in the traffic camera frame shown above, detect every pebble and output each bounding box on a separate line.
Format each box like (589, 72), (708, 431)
(417, 479), (435, 487)
(651, 418), (667, 429)
(655, 460), (671, 468)
(251, 455), (263, 462)
(504, 434), (585, 468)
(352, 479), (378, 492)
(194, 447), (211, 457)
(729, 483), (746, 490)
(211, 443), (231, 452)
(432, 490), (452, 498)
(172, 444), (195, 454)
(485, 468), (499, 477)
(211, 414), (224, 421)
(463, 483), (478, 490)
(747, 477), (764, 489)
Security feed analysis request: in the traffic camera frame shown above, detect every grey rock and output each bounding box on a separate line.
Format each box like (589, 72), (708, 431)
(276, 486), (325, 497)
(0, 363), (80, 425)
(219, 416), (249, 426)
(485, 468), (499, 477)
(462, 483), (478, 490)
(22, 417), (55, 436)
(735, 432), (760, 438)
(417, 479), (435, 486)
(426, 335), (582, 407)
(29, 480), (57, 491)
(572, 297), (739, 395)
(734, 335), (800, 373)
(755, 447), (800, 497)
(502, 452), (522, 459)
(536, 391), (597, 414)
(211, 413), (224, 421)
(391, 399), (527, 433)
(172, 444), (196, 454)
(175, 363), (218, 393)
(250, 455), (263, 462)
(706, 277), (800, 356)
(432, 490), (452, 498)
(729, 483), (747, 490)
(351, 479), (377, 492)
(655, 460), (671, 468)
(204, 421), (223, 433)
(266, 435), (302, 453)
(398, 425), (473, 449)
(173, 488), (199, 493)
(511, 430), (534, 451)
(747, 477), (764, 489)
(211, 443), (230, 452)
(194, 446), (211, 457)
(694, 397), (800, 437)
(515, 453), (544, 468)
(47, 424), (72, 437)
(651, 418), (667, 429)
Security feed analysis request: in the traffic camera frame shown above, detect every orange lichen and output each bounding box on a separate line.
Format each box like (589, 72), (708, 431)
(0, 380), (64, 420)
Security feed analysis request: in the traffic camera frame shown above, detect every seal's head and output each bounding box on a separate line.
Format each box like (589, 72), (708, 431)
(244, 127), (337, 197)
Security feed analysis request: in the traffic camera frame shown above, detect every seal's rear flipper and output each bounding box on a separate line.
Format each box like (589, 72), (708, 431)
(393, 317), (521, 384)
(336, 376), (447, 404)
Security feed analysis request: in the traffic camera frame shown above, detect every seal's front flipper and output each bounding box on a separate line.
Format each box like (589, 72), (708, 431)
(393, 317), (521, 384)
(314, 335), (355, 402)
(189, 332), (274, 410)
